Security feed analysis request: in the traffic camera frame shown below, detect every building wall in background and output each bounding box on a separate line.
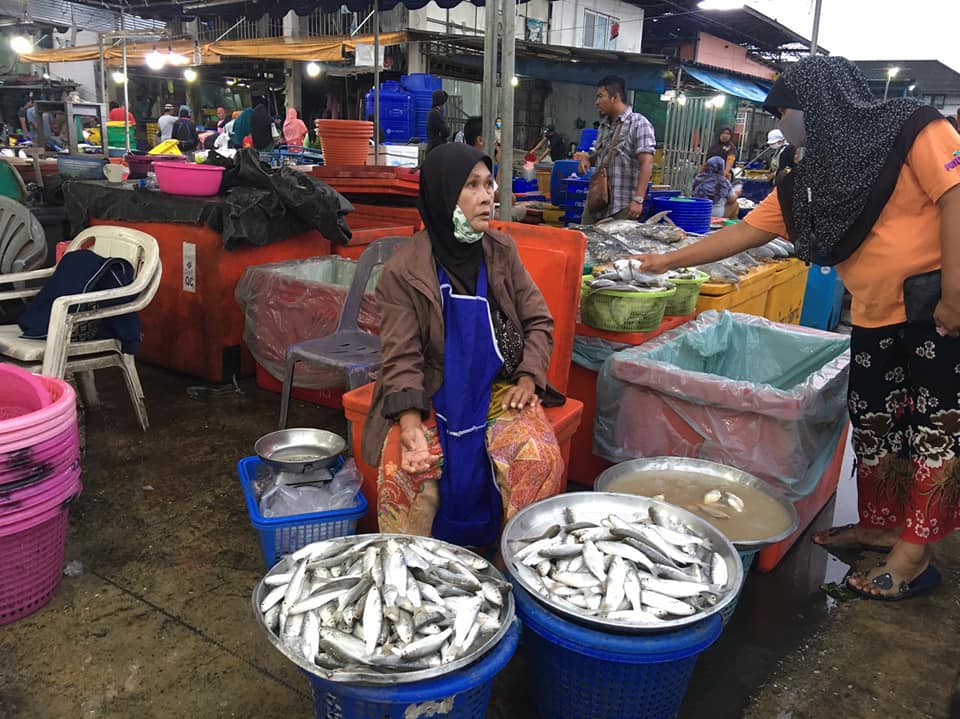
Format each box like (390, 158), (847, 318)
(48, 29), (99, 99)
(548, 0), (643, 54)
(694, 33), (775, 80)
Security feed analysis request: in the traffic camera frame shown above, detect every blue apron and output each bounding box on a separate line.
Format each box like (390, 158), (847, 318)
(431, 262), (504, 547)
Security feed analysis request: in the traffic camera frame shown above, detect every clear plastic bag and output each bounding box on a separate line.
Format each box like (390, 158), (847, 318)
(259, 458), (363, 518)
(235, 257), (382, 389)
(593, 311), (850, 500)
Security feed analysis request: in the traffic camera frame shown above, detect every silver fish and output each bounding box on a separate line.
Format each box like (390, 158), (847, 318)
(697, 503), (731, 520)
(362, 586), (382, 655)
(723, 492), (744, 513)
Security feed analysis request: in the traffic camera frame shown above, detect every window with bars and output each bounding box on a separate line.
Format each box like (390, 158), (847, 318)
(583, 10), (618, 50)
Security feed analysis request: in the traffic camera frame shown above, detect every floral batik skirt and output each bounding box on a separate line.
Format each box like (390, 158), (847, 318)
(375, 400), (564, 540)
(849, 323), (960, 543)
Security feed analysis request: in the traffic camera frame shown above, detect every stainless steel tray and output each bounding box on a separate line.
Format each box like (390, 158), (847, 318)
(500, 492), (743, 634)
(593, 457), (800, 550)
(251, 533), (516, 685)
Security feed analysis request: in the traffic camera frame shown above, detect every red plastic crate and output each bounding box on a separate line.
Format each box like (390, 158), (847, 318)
(254, 363), (345, 410)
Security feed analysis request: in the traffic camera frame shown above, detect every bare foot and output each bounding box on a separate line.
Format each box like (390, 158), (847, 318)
(811, 524), (900, 549)
(846, 540), (931, 598)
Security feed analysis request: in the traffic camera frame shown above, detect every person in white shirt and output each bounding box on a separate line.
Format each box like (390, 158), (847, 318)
(157, 104), (176, 143)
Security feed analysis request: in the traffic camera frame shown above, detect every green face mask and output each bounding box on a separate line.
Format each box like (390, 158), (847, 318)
(452, 205), (483, 244)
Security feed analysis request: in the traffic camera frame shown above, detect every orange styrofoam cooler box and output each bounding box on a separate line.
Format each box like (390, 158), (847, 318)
(344, 383), (583, 532)
(756, 423), (849, 572)
(566, 313), (697, 487)
(351, 203), (424, 231)
(333, 223), (416, 261)
(696, 263), (777, 317)
(90, 219), (332, 382)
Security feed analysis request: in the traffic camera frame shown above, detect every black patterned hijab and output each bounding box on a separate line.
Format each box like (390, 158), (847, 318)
(771, 56), (941, 265)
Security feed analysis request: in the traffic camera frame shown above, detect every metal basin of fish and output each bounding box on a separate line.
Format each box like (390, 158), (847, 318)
(593, 458), (799, 550)
(252, 533), (516, 684)
(500, 493), (743, 634)
(254, 428), (346, 476)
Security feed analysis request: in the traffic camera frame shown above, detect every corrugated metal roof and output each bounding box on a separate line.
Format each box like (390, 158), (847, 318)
(0, 0), (163, 32)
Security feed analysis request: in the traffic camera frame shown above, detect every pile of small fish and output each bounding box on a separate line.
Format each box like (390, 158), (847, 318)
(257, 536), (511, 674)
(588, 259), (674, 293)
(506, 506), (733, 627)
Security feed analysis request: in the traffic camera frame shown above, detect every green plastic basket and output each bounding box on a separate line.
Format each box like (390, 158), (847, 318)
(580, 276), (676, 333)
(106, 125), (135, 148)
(664, 270), (710, 316)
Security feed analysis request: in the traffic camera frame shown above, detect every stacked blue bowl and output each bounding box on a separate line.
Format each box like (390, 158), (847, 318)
(562, 176), (590, 224)
(650, 196), (713, 234)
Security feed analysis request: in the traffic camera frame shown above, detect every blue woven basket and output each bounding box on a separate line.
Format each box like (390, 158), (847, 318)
(306, 621), (520, 719)
(719, 548), (759, 625)
(514, 585), (721, 719)
(650, 196), (713, 234)
(237, 457), (367, 569)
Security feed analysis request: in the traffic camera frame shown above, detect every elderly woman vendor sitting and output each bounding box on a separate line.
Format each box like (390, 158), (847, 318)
(360, 143), (565, 547)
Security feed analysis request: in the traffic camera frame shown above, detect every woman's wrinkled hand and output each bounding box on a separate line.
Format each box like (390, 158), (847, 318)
(502, 375), (539, 411)
(934, 295), (960, 338)
(629, 253), (672, 275)
(400, 424), (432, 474)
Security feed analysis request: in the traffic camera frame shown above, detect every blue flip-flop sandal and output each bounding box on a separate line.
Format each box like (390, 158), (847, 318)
(847, 564), (942, 602)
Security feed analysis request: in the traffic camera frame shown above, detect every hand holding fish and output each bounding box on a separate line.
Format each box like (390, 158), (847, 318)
(934, 295), (960, 338)
(399, 412), (432, 473)
(631, 253), (673, 275)
(502, 375), (539, 411)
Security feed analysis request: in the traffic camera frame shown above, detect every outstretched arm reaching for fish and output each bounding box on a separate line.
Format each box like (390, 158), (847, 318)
(632, 218), (778, 275)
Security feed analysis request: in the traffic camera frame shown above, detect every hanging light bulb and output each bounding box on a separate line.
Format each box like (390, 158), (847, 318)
(183, 68), (198, 83)
(225, 77), (236, 87)
(112, 70), (127, 84)
(167, 46), (188, 66)
(10, 35), (33, 55)
(510, 76), (519, 87)
(145, 48), (166, 70)
(305, 62), (321, 78)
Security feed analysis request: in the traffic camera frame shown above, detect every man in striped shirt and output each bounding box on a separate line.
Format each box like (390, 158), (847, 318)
(579, 75), (656, 224)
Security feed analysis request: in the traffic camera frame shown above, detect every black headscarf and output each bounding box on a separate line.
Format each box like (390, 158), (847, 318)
(771, 56), (941, 265)
(418, 143), (493, 295)
(250, 104), (273, 150)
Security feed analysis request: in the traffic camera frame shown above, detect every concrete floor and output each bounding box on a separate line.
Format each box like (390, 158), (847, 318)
(2, 364), (959, 719)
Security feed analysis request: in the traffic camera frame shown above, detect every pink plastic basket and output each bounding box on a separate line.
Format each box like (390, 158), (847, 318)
(153, 161), (225, 197)
(0, 425), (80, 487)
(0, 508), (70, 625)
(0, 365), (51, 421)
(0, 376), (76, 451)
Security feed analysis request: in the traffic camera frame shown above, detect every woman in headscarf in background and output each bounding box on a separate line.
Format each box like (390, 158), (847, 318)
(283, 108), (308, 149)
(361, 142), (565, 547)
(636, 55), (960, 602)
(249, 102), (274, 152)
(692, 155), (735, 217)
(230, 107), (252, 149)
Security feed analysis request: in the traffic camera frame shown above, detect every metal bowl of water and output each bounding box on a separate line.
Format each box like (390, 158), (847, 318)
(593, 457), (799, 550)
(254, 428), (346, 476)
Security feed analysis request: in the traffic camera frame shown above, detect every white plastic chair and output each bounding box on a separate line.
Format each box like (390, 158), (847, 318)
(0, 196), (47, 274)
(0, 226), (162, 430)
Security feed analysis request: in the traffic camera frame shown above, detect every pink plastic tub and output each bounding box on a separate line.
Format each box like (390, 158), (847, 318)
(0, 365), (51, 421)
(0, 432), (79, 489)
(0, 508), (72, 624)
(0, 463), (80, 514)
(0, 376), (76, 451)
(153, 161), (225, 197)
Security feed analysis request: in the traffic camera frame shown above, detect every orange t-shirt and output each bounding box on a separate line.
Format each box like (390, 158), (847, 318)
(745, 120), (960, 327)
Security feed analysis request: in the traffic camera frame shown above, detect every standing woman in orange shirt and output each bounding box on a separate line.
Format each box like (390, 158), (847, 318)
(637, 56), (960, 602)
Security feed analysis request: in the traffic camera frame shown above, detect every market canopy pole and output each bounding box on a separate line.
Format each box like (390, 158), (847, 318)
(121, 9), (131, 156)
(809, 0), (823, 55)
(373, 0), (380, 164)
(481, 0), (498, 161)
(498, 0), (515, 220)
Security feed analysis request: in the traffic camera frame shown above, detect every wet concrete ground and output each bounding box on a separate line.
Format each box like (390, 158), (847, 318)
(2, 364), (959, 718)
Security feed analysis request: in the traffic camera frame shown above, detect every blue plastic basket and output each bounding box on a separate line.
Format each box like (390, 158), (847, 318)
(514, 585), (722, 719)
(237, 456), (367, 569)
(306, 620), (520, 719)
(719, 548), (759, 625)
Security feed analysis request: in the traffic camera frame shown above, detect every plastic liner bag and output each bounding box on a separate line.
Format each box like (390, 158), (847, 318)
(260, 458), (363, 518)
(593, 311), (850, 500)
(572, 336), (630, 373)
(235, 256), (382, 389)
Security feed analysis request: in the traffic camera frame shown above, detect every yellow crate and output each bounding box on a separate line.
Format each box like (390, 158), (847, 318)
(542, 205), (564, 226)
(536, 170), (551, 196)
(696, 263), (778, 316)
(764, 258), (809, 324)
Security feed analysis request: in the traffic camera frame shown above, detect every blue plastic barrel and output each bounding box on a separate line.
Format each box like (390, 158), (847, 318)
(514, 586), (722, 719)
(401, 74), (442, 142)
(551, 160), (583, 206)
(364, 81), (415, 143)
(306, 621), (520, 719)
(577, 128), (598, 152)
(800, 265), (845, 331)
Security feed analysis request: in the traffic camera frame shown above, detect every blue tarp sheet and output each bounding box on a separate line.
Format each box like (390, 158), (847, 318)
(682, 65), (771, 104)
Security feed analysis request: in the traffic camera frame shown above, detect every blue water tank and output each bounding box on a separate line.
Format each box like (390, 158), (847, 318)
(577, 128), (598, 152)
(365, 81), (415, 143)
(400, 74), (442, 142)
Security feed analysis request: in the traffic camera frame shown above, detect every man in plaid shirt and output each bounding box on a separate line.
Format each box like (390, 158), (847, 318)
(579, 75), (656, 224)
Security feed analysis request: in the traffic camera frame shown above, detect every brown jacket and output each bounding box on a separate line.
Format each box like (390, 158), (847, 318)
(361, 228), (555, 466)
